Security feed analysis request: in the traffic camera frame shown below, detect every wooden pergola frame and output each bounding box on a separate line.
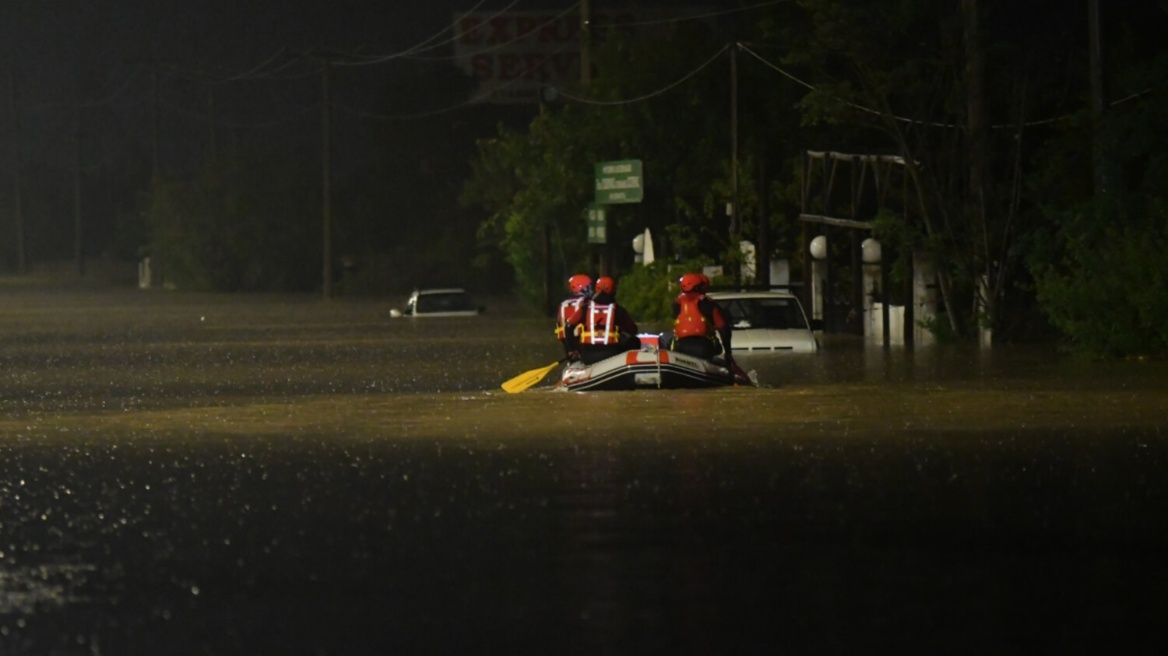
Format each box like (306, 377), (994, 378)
(796, 150), (917, 344)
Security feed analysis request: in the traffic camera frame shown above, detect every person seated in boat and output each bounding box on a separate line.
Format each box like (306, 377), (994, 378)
(555, 273), (593, 358)
(563, 275), (641, 364)
(669, 273), (736, 366)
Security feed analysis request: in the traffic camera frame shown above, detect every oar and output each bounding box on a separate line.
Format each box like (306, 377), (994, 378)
(502, 358), (567, 394)
(716, 332), (753, 386)
(730, 360), (754, 386)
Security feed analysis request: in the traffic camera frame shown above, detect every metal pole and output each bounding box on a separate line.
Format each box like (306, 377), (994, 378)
(1088, 0), (1106, 194)
(8, 68), (26, 275)
(881, 255), (891, 349)
(580, 0), (591, 86)
(581, 0), (595, 276)
(74, 97), (84, 276)
(151, 69), (160, 184)
(208, 82), (218, 162)
(905, 251), (915, 347)
(730, 43), (739, 245)
(321, 57), (334, 300)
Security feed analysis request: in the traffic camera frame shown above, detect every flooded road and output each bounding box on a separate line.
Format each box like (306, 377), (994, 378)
(2, 289), (1166, 654)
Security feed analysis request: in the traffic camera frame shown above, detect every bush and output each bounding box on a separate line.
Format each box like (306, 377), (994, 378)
(614, 262), (676, 326)
(614, 259), (721, 327)
(1031, 197), (1168, 357)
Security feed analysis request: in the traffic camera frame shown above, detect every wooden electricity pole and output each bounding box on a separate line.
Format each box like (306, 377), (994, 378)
(74, 97), (84, 276)
(964, 0), (988, 336)
(151, 68), (161, 184)
(1088, 0), (1106, 194)
(580, 0), (592, 87)
(321, 56), (334, 300)
(730, 43), (740, 283)
(8, 68), (26, 275)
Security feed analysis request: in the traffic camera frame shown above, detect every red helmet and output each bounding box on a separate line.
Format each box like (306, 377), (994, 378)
(679, 272), (707, 293)
(568, 274), (592, 295)
(594, 276), (616, 295)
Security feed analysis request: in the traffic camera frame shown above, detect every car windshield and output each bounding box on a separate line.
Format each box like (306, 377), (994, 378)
(414, 291), (475, 314)
(718, 297), (808, 330)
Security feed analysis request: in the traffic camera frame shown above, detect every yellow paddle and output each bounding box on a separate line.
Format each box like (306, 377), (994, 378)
(501, 358), (566, 394)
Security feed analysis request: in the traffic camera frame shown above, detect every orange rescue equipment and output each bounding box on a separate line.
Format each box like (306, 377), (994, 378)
(673, 292), (715, 340)
(555, 296), (586, 341)
(580, 302), (622, 344)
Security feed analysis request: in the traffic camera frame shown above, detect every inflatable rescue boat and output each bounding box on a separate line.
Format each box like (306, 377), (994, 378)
(559, 336), (749, 391)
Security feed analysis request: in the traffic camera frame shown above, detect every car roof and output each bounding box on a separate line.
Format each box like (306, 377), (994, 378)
(413, 288), (469, 295)
(707, 290), (799, 300)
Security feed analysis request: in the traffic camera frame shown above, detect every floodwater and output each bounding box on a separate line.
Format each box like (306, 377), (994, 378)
(1, 288), (1166, 655)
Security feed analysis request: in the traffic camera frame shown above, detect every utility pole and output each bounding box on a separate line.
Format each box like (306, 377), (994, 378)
(580, 0), (604, 281)
(1088, 0), (1106, 195)
(124, 59), (170, 183)
(151, 68), (161, 183)
(756, 156), (770, 287)
(8, 68), (26, 275)
(320, 55), (334, 301)
(207, 81), (218, 162)
(73, 96), (84, 276)
(580, 0), (592, 86)
(963, 0), (987, 330)
(963, 0), (985, 215)
(730, 42), (740, 281)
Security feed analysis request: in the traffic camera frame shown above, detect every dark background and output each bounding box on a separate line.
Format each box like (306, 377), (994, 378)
(1, 1), (1162, 290)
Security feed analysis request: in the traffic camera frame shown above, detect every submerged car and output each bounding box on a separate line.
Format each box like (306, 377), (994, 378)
(706, 290), (819, 353)
(390, 288), (484, 318)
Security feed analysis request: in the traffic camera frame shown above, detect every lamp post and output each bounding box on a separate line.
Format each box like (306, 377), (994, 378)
(809, 235), (827, 326)
(861, 238), (884, 346)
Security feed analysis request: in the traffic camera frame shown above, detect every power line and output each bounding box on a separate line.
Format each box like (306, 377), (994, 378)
(736, 42), (952, 127)
(596, 0), (791, 30)
(215, 47), (296, 82)
(333, 37), (581, 120)
(739, 41), (1157, 130)
(157, 96), (320, 129)
(338, 0), (526, 65)
(168, 50), (318, 84)
(549, 44), (729, 106)
(400, 2), (579, 64)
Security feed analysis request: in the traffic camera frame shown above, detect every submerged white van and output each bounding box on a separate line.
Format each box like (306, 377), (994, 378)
(706, 290), (819, 353)
(390, 288), (484, 318)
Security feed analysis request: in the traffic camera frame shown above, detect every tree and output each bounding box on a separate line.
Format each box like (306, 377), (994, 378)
(145, 149), (318, 292)
(463, 109), (595, 310)
(335, 58), (510, 295)
(463, 19), (774, 308)
(765, 0), (1101, 340)
(463, 0), (1168, 355)
(1027, 3), (1168, 356)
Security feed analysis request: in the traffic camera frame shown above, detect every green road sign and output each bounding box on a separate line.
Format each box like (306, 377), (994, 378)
(594, 159), (643, 204)
(586, 205), (607, 244)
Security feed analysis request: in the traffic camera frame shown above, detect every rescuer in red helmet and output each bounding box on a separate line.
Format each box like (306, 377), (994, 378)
(555, 273), (593, 359)
(563, 275), (641, 364)
(669, 272), (734, 363)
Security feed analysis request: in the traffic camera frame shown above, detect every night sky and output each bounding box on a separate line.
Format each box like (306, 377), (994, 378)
(3, 0), (1157, 163)
(0, 0), (745, 272)
(2, 0), (1159, 145)
(0, 1), (736, 185)
(0, 1), (548, 168)
(0, 0), (1160, 269)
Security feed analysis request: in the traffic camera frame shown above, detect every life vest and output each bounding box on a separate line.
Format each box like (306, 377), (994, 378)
(579, 302), (622, 345)
(673, 292), (716, 340)
(554, 297), (585, 341)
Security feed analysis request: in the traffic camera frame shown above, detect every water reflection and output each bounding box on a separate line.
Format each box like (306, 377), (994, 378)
(1, 290), (1166, 654)
(0, 562), (97, 614)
